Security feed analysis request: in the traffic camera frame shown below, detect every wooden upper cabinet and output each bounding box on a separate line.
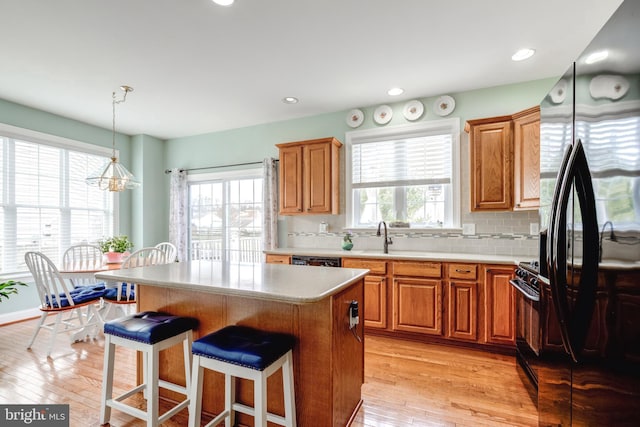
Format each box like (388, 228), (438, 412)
(465, 106), (540, 212)
(277, 137), (342, 215)
(467, 117), (513, 211)
(513, 106), (540, 210)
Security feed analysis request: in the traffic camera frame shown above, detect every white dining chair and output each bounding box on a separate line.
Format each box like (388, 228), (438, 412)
(62, 243), (106, 287)
(155, 241), (177, 263)
(25, 251), (105, 357)
(102, 247), (168, 318)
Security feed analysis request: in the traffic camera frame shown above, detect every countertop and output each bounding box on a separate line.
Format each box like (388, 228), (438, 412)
(95, 260), (369, 304)
(265, 248), (527, 265)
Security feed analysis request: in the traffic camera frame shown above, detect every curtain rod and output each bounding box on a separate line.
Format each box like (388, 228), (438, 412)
(164, 159), (278, 174)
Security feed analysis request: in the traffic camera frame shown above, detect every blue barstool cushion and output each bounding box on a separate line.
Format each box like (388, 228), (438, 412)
(104, 311), (198, 344)
(192, 325), (295, 371)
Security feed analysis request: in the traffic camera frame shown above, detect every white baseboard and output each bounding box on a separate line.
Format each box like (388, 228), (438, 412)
(0, 307), (40, 325)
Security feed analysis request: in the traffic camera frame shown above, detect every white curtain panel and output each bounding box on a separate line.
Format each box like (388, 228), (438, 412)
(263, 158), (278, 250)
(169, 168), (188, 262)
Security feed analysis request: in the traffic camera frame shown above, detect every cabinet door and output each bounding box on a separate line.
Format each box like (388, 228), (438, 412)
(513, 107), (540, 210)
(446, 280), (478, 341)
(304, 142), (332, 213)
(278, 145), (303, 214)
(364, 275), (387, 329)
(393, 277), (442, 335)
(484, 266), (516, 345)
(469, 120), (513, 211)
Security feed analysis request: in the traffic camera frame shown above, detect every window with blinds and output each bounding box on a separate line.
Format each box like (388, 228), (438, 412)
(0, 130), (114, 274)
(540, 108), (640, 229)
(346, 119), (460, 228)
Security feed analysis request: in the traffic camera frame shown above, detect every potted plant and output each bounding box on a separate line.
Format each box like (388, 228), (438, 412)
(98, 235), (134, 263)
(342, 231), (354, 251)
(0, 280), (27, 302)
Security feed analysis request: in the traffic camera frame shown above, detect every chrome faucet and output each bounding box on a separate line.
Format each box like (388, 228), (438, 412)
(376, 221), (393, 254)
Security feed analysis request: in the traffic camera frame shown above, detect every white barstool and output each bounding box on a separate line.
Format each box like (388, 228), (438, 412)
(188, 325), (296, 427)
(100, 311), (198, 427)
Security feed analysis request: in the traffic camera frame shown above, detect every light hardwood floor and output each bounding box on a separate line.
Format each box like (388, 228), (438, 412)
(0, 317), (537, 426)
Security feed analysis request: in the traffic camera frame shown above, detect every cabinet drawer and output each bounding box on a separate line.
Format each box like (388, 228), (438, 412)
(265, 254), (291, 264)
(393, 261), (442, 278)
(448, 263), (477, 280)
(343, 258), (386, 275)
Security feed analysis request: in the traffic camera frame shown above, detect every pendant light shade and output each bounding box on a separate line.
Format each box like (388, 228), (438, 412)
(86, 156), (140, 191)
(86, 85), (141, 192)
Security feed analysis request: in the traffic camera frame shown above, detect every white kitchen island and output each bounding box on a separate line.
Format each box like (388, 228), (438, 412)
(96, 260), (368, 426)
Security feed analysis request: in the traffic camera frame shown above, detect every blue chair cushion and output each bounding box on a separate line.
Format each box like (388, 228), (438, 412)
(103, 311), (199, 344)
(45, 284), (106, 308)
(192, 325), (296, 371)
(103, 283), (135, 301)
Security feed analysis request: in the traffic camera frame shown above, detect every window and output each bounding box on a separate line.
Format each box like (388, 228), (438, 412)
(346, 119), (460, 229)
(540, 106), (640, 230)
(188, 169), (263, 262)
(0, 125), (115, 274)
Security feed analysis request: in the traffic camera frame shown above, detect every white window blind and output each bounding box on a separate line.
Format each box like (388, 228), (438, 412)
(347, 118), (460, 229)
(351, 134), (452, 188)
(1, 131), (114, 274)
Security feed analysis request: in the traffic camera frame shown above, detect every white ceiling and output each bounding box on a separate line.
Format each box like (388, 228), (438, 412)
(0, 0), (623, 140)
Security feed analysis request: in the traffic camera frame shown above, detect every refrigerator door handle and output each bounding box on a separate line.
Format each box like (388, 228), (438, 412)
(550, 140), (599, 363)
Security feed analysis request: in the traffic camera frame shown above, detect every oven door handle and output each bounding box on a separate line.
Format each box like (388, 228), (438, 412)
(509, 279), (540, 302)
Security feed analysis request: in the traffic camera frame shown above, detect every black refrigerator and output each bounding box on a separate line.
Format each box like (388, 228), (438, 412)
(537, 0), (640, 425)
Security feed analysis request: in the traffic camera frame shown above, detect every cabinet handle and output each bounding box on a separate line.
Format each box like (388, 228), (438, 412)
(455, 269), (471, 273)
(297, 208), (302, 212)
(306, 208), (311, 212)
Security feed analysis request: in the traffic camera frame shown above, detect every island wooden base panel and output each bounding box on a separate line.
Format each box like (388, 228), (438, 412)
(0, 318), (537, 426)
(137, 282), (364, 427)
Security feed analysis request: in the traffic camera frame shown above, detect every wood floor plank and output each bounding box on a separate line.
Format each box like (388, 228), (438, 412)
(0, 317), (537, 426)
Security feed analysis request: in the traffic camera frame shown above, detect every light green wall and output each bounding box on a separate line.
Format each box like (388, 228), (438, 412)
(131, 134), (167, 248)
(165, 78), (557, 170)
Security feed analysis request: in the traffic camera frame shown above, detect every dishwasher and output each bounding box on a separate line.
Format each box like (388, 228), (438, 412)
(291, 255), (342, 267)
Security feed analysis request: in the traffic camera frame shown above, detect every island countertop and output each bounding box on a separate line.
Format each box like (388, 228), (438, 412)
(95, 260), (368, 303)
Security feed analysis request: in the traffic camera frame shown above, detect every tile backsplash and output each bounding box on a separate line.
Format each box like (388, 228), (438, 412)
(279, 209), (540, 258)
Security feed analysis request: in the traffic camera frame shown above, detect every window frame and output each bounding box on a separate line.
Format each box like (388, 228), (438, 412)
(345, 118), (461, 230)
(0, 123), (117, 274)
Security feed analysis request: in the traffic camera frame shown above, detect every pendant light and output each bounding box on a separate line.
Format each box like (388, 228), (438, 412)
(86, 85), (141, 192)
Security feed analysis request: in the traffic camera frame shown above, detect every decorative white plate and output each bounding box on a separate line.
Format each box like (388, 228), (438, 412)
(403, 100), (424, 121)
(346, 109), (364, 128)
(433, 95), (455, 116)
(374, 105), (393, 124)
(589, 74), (629, 100)
(549, 79), (568, 104)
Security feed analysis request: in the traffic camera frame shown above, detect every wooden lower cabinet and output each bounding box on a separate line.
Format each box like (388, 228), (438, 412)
(342, 258), (388, 329)
(364, 275), (387, 328)
(274, 254), (518, 349)
(393, 277), (443, 335)
(484, 265), (516, 345)
(446, 280), (478, 341)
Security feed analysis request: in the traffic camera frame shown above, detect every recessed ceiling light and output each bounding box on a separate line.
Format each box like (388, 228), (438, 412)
(585, 50), (609, 64)
(511, 48), (535, 61)
(282, 97), (299, 104)
(212, 0), (234, 6)
(387, 87), (404, 96)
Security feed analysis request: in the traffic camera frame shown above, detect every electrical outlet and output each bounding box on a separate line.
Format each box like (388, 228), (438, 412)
(530, 223), (539, 235)
(462, 223), (476, 235)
